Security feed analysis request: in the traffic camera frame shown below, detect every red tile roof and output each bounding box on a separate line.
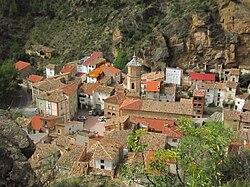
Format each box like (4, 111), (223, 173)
(31, 115), (42, 131)
(104, 93), (126, 105)
(83, 52), (102, 65)
(85, 82), (100, 95)
(189, 72), (215, 81)
(61, 83), (78, 97)
(120, 99), (143, 110)
(60, 64), (76, 74)
(15, 61), (30, 71)
(27, 75), (44, 83)
(146, 81), (161, 92)
(193, 89), (206, 97)
(102, 65), (121, 74)
(130, 117), (182, 138)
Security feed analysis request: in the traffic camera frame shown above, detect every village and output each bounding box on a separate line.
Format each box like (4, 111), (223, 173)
(13, 46), (250, 183)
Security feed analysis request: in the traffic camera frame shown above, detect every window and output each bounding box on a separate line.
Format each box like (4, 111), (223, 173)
(101, 159), (104, 164)
(60, 103), (63, 110)
(57, 129), (61, 134)
(48, 103), (51, 109)
(131, 83), (135, 89)
(197, 110), (201, 113)
(194, 104), (197, 106)
(198, 104), (201, 106)
(100, 165), (105, 169)
(219, 89), (221, 91)
(217, 98), (220, 101)
(112, 107), (115, 110)
(207, 89), (210, 92)
(108, 105), (112, 110)
(172, 139), (178, 142)
(98, 98), (100, 101)
(229, 88), (232, 91)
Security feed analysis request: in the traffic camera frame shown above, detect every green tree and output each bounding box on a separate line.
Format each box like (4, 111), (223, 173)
(122, 119), (234, 187)
(0, 60), (18, 108)
(239, 73), (250, 88)
(113, 49), (129, 70)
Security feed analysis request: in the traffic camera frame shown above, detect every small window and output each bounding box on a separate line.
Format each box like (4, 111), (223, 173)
(197, 110), (201, 113)
(219, 89), (221, 91)
(101, 159), (104, 164)
(229, 88), (232, 91)
(100, 165), (105, 169)
(98, 98), (100, 100)
(172, 139), (177, 142)
(198, 104), (201, 106)
(57, 129), (61, 134)
(207, 89), (209, 92)
(131, 83), (135, 89)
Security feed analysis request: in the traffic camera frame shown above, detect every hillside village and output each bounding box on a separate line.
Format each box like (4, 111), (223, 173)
(14, 49), (250, 183)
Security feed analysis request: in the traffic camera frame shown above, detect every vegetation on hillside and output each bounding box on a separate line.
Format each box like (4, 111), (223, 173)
(122, 118), (250, 186)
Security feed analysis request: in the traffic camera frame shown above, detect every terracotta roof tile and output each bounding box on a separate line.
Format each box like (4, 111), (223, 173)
(120, 99), (143, 110)
(223, 109), (241, 121)
(102, 65), (121, 74)
(189, 72), (215, 81)
(141, 71), (165, 82)
(15, 61), (30, 71)
(60, 64), (76, 74)
(241, 111), (250, 123)
(94, 85), (114, 95)
(131, 117), (182, 138)
(243, 100), (250, 111)
(103, 130), (132, 146)
(27, 75), (44, 83)
(236, 93), (250, 100)
(146, 81), (161, 92)
(92, 139), (123, 160)
(141, 132), (167, 151)
(120, 99), (193, 116)
(85, 82), (101, 95)
(83, 52), (103, 65)
(104, 93), (126, 105)
(31, 115), (42, 131)
(193, 89), (205, 97)
(61, 83), (78, 97)
(32, 78), (65, 91)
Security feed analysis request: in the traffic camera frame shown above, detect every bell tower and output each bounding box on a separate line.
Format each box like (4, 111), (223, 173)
(127, 54), (141, 97)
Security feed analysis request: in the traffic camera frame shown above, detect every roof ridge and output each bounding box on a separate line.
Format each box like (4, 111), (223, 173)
(95, 141), (112, 159)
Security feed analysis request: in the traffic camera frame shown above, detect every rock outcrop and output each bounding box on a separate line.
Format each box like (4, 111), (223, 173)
(0, 110), (42, 187)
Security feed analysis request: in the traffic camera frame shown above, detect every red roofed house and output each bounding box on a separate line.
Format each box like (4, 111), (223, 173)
(60, 63), (77, 77)
(15, 61), (32, 79)
(193, 89), (206, 118)
(146, 81), (161, 101)
(102, 64), (122, 84)
(36, 83), (78, 122)
(79, 82), (101, 109)
(189, 72), (215, 87)
(131, 117), (183, 147)
(27, 75), (44, 91)
(77, 52), (103, 75)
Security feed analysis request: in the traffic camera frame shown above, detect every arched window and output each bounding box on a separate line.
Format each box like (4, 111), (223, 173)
(131, 82), (135, 89)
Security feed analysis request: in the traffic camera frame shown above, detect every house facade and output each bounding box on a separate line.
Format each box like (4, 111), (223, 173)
(27, 75), (44, 91)
(145, 81), (161, 101)
(93, 85), (114, 111)
(46, 64), (57, 78)
(56, 121), (84, 135)
(102, 64), (122, 84)
(92, 140), (123, 177)
(104, 93), (126, 118)
(235, 94), (250, 112)
(77, 52), (103, 74)
(193, 90), (205, 118)
(165, 67), (183, 85)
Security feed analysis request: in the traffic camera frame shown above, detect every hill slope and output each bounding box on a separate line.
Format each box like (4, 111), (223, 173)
(0, 0), (249, 70)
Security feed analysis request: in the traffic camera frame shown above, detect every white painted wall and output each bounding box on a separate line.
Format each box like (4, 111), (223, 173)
(94, 158), (113, 170)
(65, 123), (84, 135)
(46, 68), (55, 78)
(165, 68), (183, 85)
(87, 76), (97, 83)
(235, 97), (245, 112)
(93, 91), (110, 110)
(167, 137), (180, 147)
(205, 89), (215, 106)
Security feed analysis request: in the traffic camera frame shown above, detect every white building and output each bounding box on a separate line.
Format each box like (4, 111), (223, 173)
(235, 94), (250, 112)
(46, 64), (56, 78)
(93, 85), (114, 110)
(76, 52), (103, 74)
(165, 67), (183, 85)
(79, 83), (100, 109)
(56, 121), (84, 135)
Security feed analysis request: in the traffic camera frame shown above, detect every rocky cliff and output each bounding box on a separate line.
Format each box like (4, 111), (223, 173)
(0, 0), (249, 71)
(0, 110), (42, 187)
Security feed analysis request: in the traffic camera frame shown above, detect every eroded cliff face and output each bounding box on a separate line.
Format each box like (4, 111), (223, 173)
(0, 110), (42, 187)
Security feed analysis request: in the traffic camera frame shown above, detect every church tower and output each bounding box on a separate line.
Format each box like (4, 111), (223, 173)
(126, 54), (141, 97)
